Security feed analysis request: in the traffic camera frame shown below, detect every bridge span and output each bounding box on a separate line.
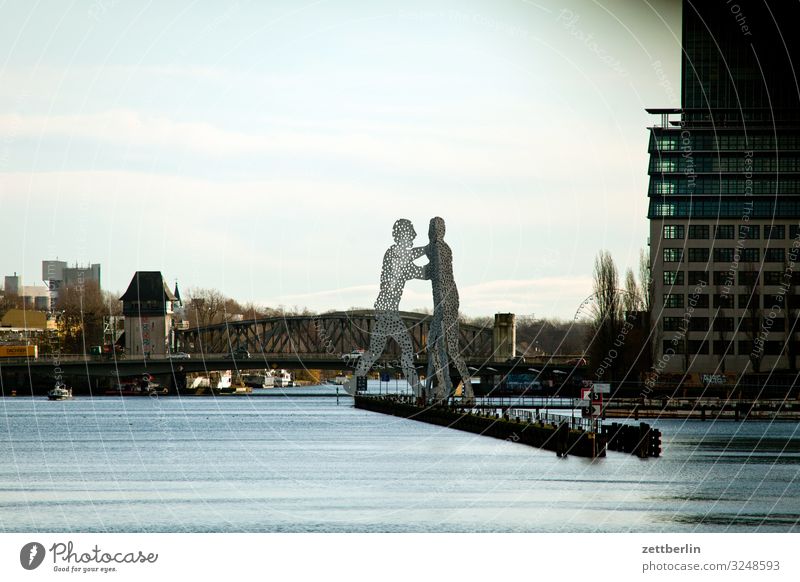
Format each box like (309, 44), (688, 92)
(0, 309), (586, 392)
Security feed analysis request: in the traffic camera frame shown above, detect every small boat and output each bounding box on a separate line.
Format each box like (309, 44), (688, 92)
(48, 385), (73, 400)
(105, 374), (167, 396)
(242, 372), (275, 389)
(273, 369), (294, 388)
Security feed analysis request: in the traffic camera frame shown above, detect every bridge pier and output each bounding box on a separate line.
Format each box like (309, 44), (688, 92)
(492, 313), (516, 362)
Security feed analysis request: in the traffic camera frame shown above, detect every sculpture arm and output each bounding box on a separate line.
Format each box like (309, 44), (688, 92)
(410, 245), (427, 260)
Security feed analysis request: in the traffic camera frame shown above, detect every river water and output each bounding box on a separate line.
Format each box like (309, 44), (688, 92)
(1, 383), (798, 532)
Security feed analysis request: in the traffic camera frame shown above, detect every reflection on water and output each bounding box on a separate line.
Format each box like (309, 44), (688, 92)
(0, 383), (798, 532)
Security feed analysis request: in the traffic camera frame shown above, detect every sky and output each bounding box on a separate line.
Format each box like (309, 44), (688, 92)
(0, 0), (682, 319)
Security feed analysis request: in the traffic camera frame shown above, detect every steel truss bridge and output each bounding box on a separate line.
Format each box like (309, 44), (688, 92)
(177, 310), (495, 361)
(0, 310), (585, 382)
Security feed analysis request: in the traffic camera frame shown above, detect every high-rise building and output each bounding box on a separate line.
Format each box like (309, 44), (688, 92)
(648, 1), (800, 383)
(42, 260), (101, 308)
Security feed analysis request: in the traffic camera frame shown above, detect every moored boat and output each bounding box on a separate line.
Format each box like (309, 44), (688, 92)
(273, 369), (294, 388)
(47, 385), (73, 400)
(105, 374), (167, 396)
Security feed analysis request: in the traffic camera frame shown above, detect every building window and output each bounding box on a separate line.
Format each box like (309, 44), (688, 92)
(663, 271), (684, 285)
(713, 248), (734, 263)
(740, 225), (760, 240)
(738, 271), (759, 285)
(715, 225), (735, 239)
(713, 271), (733, 285)
(763, 317), (786, 332)
(688, 248), (710, 262)
(664, 339), (685, 354)
(738, 340), (754, 355)
(713, 340), (734, 355)
(663, 248), (684, 262)
(688, 271), (708, 285)
(741, 249), (759, 262)
(765, 225), (785, 239)
(713, 317), (734, 331)
(664, 294), (684, 308)
(713, 294), (734, 308)
(688, 225), (710, 239)
(688, 317), (709, 331)
(663, 225), (685, 239)
(791, 224), (800, 239)
(764, 341), (783, 355)
(653, 202), (678, 216)
(739, 317), (760, 332)
(663, 317), (682, 331)
(764, 271), (783, 285)
(692, 294), (710, 308)
(687, 340), (709, 355)
(765, 248), (785, 262)
(738, 294), (760, 308)
(765, 294), (786, 308)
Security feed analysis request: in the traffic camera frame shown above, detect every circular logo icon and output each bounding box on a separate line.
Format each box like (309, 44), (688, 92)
(20, 542), (46, 570)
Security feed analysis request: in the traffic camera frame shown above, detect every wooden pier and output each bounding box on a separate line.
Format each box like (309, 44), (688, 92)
(355, 395), (662, 459)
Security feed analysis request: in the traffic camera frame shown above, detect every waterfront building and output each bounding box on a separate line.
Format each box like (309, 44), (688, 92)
(120, 271), (177, 357)
(648, 0), (800, 382)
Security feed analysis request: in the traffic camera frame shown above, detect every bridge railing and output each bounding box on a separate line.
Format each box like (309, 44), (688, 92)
(476, 396), (575, 409)
(507, 408), (597, 433)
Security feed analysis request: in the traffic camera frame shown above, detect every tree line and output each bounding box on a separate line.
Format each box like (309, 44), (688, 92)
(585, 249), (653, 385)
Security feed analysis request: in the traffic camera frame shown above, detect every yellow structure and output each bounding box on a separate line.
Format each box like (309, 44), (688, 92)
(0, 309), (51, 330)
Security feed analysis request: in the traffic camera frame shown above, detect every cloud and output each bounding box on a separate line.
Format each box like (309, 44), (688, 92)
(0, 102), (646, 188)
(462, 276), (594, 316)
(0, 109), (545, 180)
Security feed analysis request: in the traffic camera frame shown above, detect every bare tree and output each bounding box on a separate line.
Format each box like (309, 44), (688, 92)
(588, 250), (623, 381)
(103, 290), (122, 316)
(624, 268), (642, 314)
(0, 291), (23, 319)
(185, 287), (228, 328)
(639, 248), (653, 313)
(54, 281), (107, 353)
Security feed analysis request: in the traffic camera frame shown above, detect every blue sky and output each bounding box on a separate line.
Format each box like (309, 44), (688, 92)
(0, 0), (681, 318)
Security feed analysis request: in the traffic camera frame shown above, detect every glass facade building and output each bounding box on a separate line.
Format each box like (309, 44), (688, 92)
(647, 1), (800, 382)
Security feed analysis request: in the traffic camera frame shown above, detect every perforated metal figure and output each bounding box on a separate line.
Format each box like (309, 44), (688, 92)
(351, 219), (427, 396)
(423, 217), (474, 401)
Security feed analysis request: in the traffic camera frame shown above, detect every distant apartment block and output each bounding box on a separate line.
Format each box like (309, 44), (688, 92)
(42, 260), (102, 307)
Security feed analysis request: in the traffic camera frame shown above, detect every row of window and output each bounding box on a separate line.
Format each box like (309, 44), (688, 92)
(663, 293), (798, 309)
(663, 248), (788, 263)
(649, 156), (800, 174)
(662, 224), (796, 240)
(663, 270), (800, 286)
(649, 199), (800, 218)
(663, 316), (790, 332)
(649, 133), (800, 152)
(661, 339), (795, 356)
(649, 178), (800, 196)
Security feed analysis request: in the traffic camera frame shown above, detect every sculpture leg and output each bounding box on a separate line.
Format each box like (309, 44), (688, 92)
(425, 321), (446, 401)
(446, 327), (474, 401)
(356, 316), (390, 376)
(394, 330), (422, 397)
(434, 336), (451, 401)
